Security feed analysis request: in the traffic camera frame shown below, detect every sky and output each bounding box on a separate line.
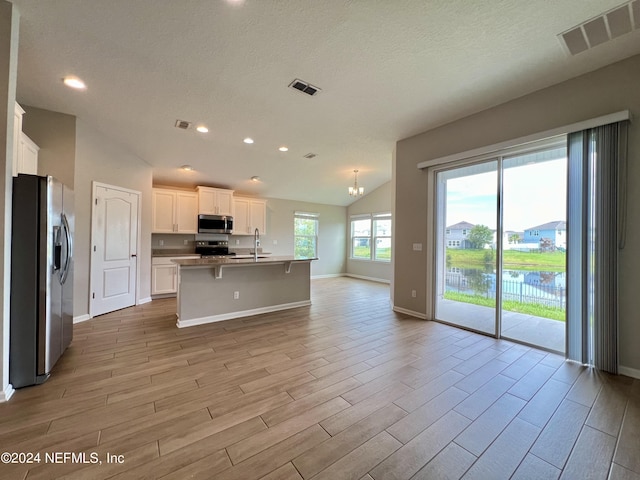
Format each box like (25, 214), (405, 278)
(445, 157), (567, 232)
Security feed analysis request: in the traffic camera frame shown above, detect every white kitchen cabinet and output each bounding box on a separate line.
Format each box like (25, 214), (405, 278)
(151, 256), (200, 295)
(12, 103), (40, 176)
(12, 103), (24, 177)
(152, 264), (178, 295)
(152, 188), (198, 233)
(197, 186), (234, 216)
(232, 197), (267, 235)
(18, 133), (39, 175)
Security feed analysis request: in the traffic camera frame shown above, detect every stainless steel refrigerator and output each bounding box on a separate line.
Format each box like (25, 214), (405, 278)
(10, 174), (74, 388)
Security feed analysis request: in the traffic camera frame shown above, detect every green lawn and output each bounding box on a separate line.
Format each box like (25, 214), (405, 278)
(444, 291), (566, 321)
(447, 248), (566, 271)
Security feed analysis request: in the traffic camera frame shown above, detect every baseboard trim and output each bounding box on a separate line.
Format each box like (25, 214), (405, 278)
(311, 273), (344, 279)
(0, 383), (15, 402)
(176, 300), (312, 328)
(619, 365), (640, 379)
(73, 314), (92, 324)
(392, 305), (427, 319)
(345, 273), (390, 284)
(138, 297), (153, 305)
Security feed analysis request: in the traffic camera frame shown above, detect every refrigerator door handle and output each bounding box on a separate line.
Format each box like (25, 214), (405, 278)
(60, 212), (72, 285)
(53, 226), (62, 271)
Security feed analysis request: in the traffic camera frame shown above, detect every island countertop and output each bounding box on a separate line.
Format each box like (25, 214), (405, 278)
(173, 256), (317, 267)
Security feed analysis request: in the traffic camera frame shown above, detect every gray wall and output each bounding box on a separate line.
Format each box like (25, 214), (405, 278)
(259, 198), (346, 277)
(21, 105), (76, 189)
(394, 54), (640, 374)
(74, 118), (153, 317)
(346, 181), (392, 282)
(0, 0), (18, 400)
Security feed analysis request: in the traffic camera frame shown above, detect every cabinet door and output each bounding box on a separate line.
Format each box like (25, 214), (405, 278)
(18, 134), (39, 175)
(175, 192), (198, 233)
(216, 190), (234, 216)
(152, 190), (176, 233)
(250, 200), (267, 235)
(12, 103), (24, 177)
(197, 188), (217, 215)
(152, 264), (177, 294)
(232, 198), (250, 234)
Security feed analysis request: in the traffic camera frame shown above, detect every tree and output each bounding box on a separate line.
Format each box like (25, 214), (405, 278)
(468, 225), (493, 249)
(508, 234), (520, 244)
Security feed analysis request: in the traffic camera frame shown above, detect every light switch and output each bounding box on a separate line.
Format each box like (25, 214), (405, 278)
(412, 243), (423, 251)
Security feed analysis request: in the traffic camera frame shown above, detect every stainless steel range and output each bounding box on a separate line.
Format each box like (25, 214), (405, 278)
(195, 240), (236, 258)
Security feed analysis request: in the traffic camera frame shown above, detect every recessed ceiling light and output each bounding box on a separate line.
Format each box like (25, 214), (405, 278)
(279, 146), (289, 152)
(181, 165), (194, 171)
(243, 138), (254, 144)
(196, 125), (209, 133)
(251, 176), (260, 182)
(62, 76), (86, 90)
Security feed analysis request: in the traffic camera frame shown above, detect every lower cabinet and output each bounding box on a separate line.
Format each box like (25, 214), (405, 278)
(151, 256), (200, 295)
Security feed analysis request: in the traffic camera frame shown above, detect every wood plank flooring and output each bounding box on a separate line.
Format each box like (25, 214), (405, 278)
(1, 277), (639, 479)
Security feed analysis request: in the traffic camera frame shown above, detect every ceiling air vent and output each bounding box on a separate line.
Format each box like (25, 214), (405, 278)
(175, 119), (192, 130)
(303, 153), (317, 159)
(288, 79), (321, 97)
(559, 0), (639, 56)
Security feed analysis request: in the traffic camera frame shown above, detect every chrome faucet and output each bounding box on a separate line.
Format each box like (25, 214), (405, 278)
(253, 228), (260, 261)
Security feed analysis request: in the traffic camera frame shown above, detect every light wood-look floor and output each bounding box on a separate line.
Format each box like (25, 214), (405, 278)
(1, 277), (639, 480)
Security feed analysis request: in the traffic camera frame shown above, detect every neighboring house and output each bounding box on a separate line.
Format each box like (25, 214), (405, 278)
(445, 221), (475, 249)
(523, 221), (567, 250)
(492, 230), (524, 250)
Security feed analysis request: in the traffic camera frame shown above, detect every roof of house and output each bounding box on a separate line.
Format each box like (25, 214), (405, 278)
(525, 221), (567, 231)
(446, 221), (475, 230)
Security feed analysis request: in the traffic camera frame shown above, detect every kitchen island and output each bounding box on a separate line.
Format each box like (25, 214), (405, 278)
(172, 256), (316, 327)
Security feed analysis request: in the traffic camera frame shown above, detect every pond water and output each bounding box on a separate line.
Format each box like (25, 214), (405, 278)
(445, 267), (566, 309)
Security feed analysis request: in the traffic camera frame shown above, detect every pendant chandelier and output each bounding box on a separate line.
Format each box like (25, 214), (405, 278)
(348, 169), (364, 197)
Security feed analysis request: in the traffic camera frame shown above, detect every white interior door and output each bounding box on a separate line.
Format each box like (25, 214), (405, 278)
(90, 183), (140, 317)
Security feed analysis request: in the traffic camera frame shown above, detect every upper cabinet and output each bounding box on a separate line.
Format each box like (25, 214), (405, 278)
(197, 186), (234, 216)
(152, 188), (198, 233)
(233, 197), (267, 235)
(13, 103), (39, 176)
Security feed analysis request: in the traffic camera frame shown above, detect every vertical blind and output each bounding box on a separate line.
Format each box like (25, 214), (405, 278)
(566, 121), (628, 374)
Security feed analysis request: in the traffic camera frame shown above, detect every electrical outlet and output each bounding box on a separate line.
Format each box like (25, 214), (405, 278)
(412, 243), (422, 251)
(159, 240), (164, 246)
(236, 239), (240, 245)
(233, 291), (239, 300)
(184, 239), (189, 245)
(411, 290), (417, 298)
(273, 239), (278, 245)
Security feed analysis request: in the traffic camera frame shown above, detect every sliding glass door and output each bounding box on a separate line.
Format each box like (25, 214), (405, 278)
(434, 144), (567, 353)
(435, 161), (498, 336)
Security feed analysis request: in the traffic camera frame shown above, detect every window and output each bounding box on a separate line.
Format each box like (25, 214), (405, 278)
(294, 212), (318, 258)
(373, 214), (391, 261)
(350, 213), (392, 262)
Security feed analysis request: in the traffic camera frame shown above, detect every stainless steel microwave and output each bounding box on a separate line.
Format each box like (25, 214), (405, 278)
(197, 214), (233, 234)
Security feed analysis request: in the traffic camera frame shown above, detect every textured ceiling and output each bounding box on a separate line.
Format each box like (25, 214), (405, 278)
(10, 0), (640, 206)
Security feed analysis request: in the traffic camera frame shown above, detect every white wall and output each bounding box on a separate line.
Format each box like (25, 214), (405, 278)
(74, 119), (153, 317)
(394, 53), (640, 375)
(346, 181), (392, 282)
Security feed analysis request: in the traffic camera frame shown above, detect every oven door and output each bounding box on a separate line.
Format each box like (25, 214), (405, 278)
(198, 215), (231, 233)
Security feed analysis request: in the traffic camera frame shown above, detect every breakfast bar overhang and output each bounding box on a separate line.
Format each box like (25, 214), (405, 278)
(172, 256), (316, 328)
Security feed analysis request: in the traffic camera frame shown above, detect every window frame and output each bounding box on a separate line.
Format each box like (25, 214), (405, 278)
(349, 212), (392, 262)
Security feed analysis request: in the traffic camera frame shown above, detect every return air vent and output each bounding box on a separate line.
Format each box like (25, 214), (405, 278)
(303, 153), (317, 159)
(288, 79), (321, 96)
(559, 0), (639, 56)
(175, 119), (192, 130)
